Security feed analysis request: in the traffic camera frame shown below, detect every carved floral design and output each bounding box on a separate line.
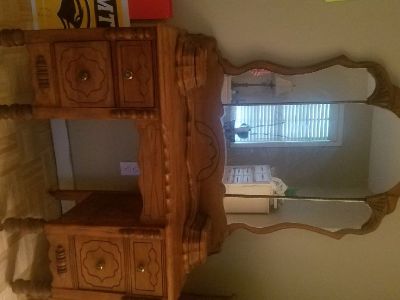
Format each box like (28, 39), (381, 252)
(194, 121), (220, 181)
(64, 54), (106, 98)
(58, 46), (110, 105)
(138, 51), (151, 99)
(80, 240), (122, 289)
(147, 247), (160, 287)
(133, 242), (162, 292)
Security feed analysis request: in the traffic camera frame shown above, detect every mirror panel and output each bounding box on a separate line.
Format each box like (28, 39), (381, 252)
(220, 61), (400, 236)
(223, 103), (388, 199)
(181, 49), (400, 249)
(222, 66), (376, 105)
(225, 197), (371, 231)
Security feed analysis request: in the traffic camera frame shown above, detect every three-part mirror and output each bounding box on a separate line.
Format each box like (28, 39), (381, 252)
(219, 57), (400, 237)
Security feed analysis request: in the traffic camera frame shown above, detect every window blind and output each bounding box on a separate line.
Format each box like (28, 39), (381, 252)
(233, 104), (340, 144)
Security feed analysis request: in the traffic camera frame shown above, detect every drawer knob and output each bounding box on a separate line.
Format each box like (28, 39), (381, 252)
(124, 70), (134, 80)
(95, 260), (106, 271)
(136, 264), (145, 273)
(78, 70), (90, 81)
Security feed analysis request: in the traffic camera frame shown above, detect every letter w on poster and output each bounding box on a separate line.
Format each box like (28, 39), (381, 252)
(31, 0), (130, 29)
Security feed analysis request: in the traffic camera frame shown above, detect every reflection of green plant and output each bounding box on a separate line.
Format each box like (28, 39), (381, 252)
(224, 120), (289, 142)
(285, 187), (297, 197)
(239, 122), (288, 140)
(235, 123), (251, 139)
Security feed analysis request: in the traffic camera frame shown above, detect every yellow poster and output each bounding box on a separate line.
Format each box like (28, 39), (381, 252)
(32, 0), (130, 29)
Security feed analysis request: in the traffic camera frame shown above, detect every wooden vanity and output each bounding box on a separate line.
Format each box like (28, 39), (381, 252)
(1, 22), (400, 300)
(0, 25), (227, 300)
(46, 192), (166, 298)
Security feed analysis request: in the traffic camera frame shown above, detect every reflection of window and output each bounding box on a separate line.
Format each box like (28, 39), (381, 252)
(232, 104), (343, 147)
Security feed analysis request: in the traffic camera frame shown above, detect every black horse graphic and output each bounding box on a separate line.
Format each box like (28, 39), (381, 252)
(57, 0), (91, 28)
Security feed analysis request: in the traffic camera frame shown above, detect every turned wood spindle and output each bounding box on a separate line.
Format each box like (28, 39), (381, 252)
(0, 218), (45, 234)
(0, 29), (25, 47)
(11, 279), (51, 299)
(0, 104), (33, 120)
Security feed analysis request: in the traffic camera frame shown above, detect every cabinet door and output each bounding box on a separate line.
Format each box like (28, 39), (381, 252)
(131, 240), (164, 296)
(75, 236), (126, 293)
(55, 41), (115, 108)
(117, 41), (155, 108)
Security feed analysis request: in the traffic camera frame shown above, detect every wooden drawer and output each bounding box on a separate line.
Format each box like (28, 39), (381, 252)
(116, 41), (155, 108)
(45, 196), (166, 298)
(75, 236), (125, 292)
(55, 41), (115, 108)
(131, 240), (164, 296)
(46, 230), (166, 297)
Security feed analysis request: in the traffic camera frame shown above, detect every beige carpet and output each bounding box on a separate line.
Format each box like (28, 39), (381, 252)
(0, 1), (61, 299)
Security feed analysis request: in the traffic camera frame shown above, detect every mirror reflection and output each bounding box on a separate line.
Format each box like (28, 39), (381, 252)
(221, 67), (400, 232)
(221, 66), (376, 105)
(225, 196), (372, 232)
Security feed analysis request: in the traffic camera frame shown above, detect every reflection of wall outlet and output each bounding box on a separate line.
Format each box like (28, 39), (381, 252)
(120, 162), (140, 176)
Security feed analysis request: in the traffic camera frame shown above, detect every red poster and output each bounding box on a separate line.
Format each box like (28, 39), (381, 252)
(128, 0), (172, 20)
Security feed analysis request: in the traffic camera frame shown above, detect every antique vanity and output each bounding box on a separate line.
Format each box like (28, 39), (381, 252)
(0, 25), (226, 300)
(0, 24), (400, 299)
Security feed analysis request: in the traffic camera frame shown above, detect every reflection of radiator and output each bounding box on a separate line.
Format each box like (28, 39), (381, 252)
(223, 165), (278, 214)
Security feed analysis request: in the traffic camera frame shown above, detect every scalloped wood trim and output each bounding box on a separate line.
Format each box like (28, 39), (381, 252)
(178, 33), (227, 254)
(227, 183), (400, 239)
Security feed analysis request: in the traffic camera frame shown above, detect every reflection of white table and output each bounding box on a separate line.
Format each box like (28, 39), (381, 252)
(223, 165), (279, 213)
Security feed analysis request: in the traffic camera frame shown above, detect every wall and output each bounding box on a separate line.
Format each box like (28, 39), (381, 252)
(68, 120), (140, 191)
(170, 1), (400, 299)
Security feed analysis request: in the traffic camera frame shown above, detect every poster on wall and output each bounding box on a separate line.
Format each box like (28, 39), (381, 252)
(128, 0), (172, 19)
(31, 0), (130, 29)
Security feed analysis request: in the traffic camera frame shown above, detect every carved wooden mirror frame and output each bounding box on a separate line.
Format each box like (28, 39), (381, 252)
(219, 55), (400, 240)
(180, 44), (400, 254)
